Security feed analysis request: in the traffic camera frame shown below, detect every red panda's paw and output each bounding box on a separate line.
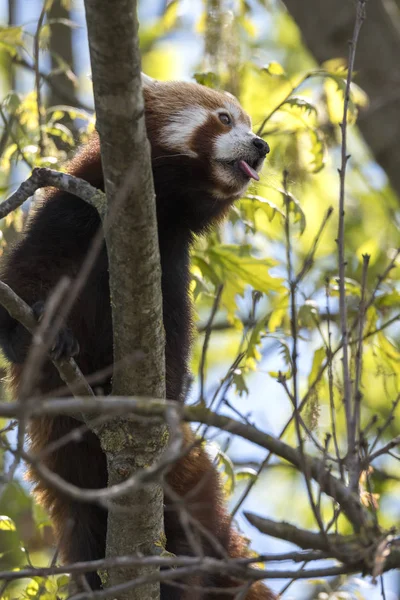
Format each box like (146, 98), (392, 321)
(32, 301), (80, 361)
(49, 327), (80, 361)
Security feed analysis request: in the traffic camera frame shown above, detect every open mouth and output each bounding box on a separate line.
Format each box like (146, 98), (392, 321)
(221, 158), (261, 181)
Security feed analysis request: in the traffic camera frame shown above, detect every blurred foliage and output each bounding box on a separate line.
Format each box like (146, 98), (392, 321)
(0, 0), (399, 599)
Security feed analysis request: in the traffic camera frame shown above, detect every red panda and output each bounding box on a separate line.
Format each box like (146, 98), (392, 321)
(0, 78), (274, 599)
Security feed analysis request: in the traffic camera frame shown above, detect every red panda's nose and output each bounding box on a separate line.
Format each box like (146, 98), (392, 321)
(252, 137), (270, 156)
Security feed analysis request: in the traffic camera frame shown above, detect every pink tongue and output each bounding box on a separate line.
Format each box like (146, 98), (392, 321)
(238, 160), (259, 181)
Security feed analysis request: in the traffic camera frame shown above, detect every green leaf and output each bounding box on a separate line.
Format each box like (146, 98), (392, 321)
(46, 18), (79, 29)
(193, 71), (218, 88)
(330, 277), (361, 298)
(378, 332), (400, 363)
(39, 24), (51, 50)
(376, 290), (400, 308)
(45, 123), (74, 146)
(279, 340), (292, 369)
(268, 292), (289, 332)
(308, 128), (325, 173)
(32, 502), (51, 530)
(232, 368), (249, 396)
(216, 449), (236, 496)
(298, 300), (319, 329)
(279, 189), (306, 234)
(308, 347), (326, 387)
(245, 317), (267, 365)
(269, 341), (293, 380)
(195, 245), (283, 319)
(191, 255), (221, 287)
(268, 369), (291, 380)
(284, 96), (317, 116)
(207, 245), (281, 293)
(2, 92), (21, 114)
(0, 26), (23, 47)
(262, 61), (286, 77)
(0, 41), (19, 57)
(47, 105), (92, 122)
(0, 516), (16, 531)
(162, 0), (179, 30)
(235, 468), (258, 483)
(242, 195), (285, 222)
(56, 575), (70, 591)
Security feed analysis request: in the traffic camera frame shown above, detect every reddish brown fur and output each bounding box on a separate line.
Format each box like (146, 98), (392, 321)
(0, 81), (275, 599)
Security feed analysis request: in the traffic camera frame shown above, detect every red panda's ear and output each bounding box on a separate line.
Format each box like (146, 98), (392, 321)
(141, 73), (157, 88)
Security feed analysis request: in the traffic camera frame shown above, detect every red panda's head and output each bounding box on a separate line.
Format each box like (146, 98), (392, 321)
(143, 78), (269, 206)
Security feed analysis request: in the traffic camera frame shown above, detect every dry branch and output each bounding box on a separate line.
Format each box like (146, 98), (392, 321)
(0, 396), (371, 531)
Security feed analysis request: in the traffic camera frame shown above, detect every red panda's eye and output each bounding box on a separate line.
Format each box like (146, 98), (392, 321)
(219, 113), (232, 126)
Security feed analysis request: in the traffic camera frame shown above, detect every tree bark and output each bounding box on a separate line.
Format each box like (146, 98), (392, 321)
(83, 1), (166, 598)
(283, 0), (400, 199)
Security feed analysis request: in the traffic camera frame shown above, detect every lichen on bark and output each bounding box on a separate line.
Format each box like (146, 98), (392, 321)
(83, 0), (167, 597)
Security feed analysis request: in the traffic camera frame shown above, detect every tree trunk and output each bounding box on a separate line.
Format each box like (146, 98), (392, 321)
(83, 1), (166, 598)
(283, 0), (400, 200)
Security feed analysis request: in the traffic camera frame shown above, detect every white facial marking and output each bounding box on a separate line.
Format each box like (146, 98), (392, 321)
(214, 123), (256, 161)
(160, 106), (209, 157)
(225, 101), (242, 122)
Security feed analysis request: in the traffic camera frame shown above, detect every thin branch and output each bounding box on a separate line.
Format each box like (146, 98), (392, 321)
(351, 253), (370, 484)
(368, 435), (400, 464)
(244, 513), (375, 567)
(256, 72), (312, 137)
(283, 170), (325, 533)
(198, 284), (223, 404)
(13, 55), (93, 113)
(18, 404), (184, 505)
(325, 280), (344, 479)
(0, 396), (371, 529)
(0, 105), (34, 169)
(295, 206), (334, 284)
(337, 0), (368, 462)
(34, 1), (47, 156)
(368, 393), (400, 454)
(6, 277), (74, 481)
(0, 166), (106, 219)
(361, 248), (400, 318)
(0, 279), (94, 397)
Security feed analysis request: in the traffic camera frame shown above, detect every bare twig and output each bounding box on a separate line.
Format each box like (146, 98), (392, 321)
(336, 0), (368, 462)
(368, 393), (400, 455)
(368, 435), (400, 464)
(0, 279), (94, 397)
(6, 277), (74, 481)
(198, 284), (223, 404)
(0, 396), (371, 529)
(33, 1), (47, 156)
(256, 72), (312, 137)
(350, 252), (370, 488)
(13, 55), (93, 113)
(361, 248), (400, 318)
(295, 206), (334, 284)
(325, 280), (344, 479)
(283, 170), (325, 533)
(244, 512), (376, 568)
